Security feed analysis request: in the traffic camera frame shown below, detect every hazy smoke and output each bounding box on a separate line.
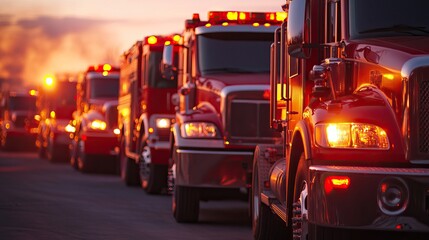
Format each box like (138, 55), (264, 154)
(0, 15), (121, 90)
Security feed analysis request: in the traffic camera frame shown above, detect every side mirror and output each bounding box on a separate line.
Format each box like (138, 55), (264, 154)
(161, 45), (177, 81)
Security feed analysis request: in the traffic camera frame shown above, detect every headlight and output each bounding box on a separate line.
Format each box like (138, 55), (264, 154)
(181, 122), (218, 138)
(315, 123), (389, 149)
(156, 118), (171, 129)
(89, 120), (107, 130)
(65, 124), (76, 133)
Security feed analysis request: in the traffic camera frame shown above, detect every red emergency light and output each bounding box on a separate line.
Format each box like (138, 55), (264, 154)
(145, 34), (182, 46)
(87, 64), (119, 73)
(207, 11), (287, 25)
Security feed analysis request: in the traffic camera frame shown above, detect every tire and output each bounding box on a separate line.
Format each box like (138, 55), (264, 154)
(293, 151), (354, 240)
(139, 144), (167, 194)
(252, 145), (287, 240)
(292, 151), (310, 240)
(77, 140), (93, 173)
(47, 136), (61, 163)
(69, 140), (79, 170)
(119, 137), (140, 186)
(173, 185), (199, 223)
(37, 133), (47, 158)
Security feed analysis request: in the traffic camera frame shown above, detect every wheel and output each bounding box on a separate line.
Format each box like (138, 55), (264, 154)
(1, 132), (11, 151)
(252, 145), (288, 240)
(46, 135), (61, 162)
(139, 144), (167, 194)
(69, 140), (79, 170)
(173, 185), (199, 223)
(77, 139), (93, 173)
(119, 137), (140, 186)
(292, 151), (310, 240)
(37, 133), (47, 158)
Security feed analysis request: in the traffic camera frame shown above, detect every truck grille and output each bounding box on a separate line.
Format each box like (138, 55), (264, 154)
(13, 115), (27, 128)
(106, 105), (118, 129)
(411, 67), (429, 160)
(419, 78), (429, 153)
(224, 89), (280, 145)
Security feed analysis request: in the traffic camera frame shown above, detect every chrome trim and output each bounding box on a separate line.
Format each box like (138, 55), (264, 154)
(173, 123), (225, 148)
(148, 141), (170, 150)
(220, 85), (270, 131)
(195, 25), (277, 35)
(401, 56), (429, 79)
(177, 149), (254, 156)
(310, 165), (429, 176)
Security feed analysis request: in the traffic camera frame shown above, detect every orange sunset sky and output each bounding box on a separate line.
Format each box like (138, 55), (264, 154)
(0, 0), (283, 90)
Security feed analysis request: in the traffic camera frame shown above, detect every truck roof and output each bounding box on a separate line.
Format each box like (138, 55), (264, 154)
(195, 25), (278, 35)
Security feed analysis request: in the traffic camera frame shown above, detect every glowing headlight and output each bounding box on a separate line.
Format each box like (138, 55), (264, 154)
(89, 120), (107, 130)
(182, 122), (218, 138)
(156, 118), (171, 129)
(315, 123), (389, 149)
(65, 124), (76, 133)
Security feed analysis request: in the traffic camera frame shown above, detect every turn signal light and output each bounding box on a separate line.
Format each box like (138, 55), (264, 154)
(324, 176), (350, 194)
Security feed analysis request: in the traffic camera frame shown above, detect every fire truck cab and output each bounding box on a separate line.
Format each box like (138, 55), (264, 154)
(0, 90), (38, 151)
(69, 64), (120, 173)
(118, 35), (179, 193)
(252, 0), (429, 239)
(36, 75), (76, 162)
(163, 11), (286, 223)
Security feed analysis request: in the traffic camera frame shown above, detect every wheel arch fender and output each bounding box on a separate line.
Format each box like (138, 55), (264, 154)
(139, 113), (149, 140)
(285, 119), (312, 226)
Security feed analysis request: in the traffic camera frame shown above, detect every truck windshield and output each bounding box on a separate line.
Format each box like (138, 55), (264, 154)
(147, 52), (177, 89)
(47, 81), (76, 119)
(198, 32), (272, 76)
(9, 96), (36, 111)
(349, 0), (429, 39)
(89, 77), (119, 98)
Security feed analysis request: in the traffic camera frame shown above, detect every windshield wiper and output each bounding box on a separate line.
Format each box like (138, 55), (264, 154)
(359, 24), (429, 35)
(203, 67), (255, 74)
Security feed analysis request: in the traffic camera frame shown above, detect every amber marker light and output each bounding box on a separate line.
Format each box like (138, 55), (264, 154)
(148, 36), (157, 45)
(383, 73), (394, 80)
(103, 64), (112, 71)
(227, 11), (238, 21)
(29, 89), (37, 96)
(148, 127), (154, 134)
(324, 176), (350, 194)
(173, 34), (181, 42)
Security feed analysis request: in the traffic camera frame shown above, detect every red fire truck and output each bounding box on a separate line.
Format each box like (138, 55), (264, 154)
(252, 0), (429, 239)
(69, 64), (120, 173)
(0, 90), (38, 151)
(162, 11), (286, 223)
(36, 75), (76, 162)
(118, 34), (179, 193)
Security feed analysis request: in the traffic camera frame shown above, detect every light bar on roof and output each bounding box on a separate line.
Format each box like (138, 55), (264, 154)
(207, 11), (287, 25)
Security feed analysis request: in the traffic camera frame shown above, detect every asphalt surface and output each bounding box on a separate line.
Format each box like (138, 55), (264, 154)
(0, 151), (252, 240)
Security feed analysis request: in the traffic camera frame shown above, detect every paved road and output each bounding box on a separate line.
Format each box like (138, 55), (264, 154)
(0, 151), (252, 240)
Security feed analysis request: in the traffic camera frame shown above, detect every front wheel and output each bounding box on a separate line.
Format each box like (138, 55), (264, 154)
(252, 145), (287, 240)
(172, 185), (199, 223)
(119, 137), (140, 186)
(69, 140), (79, 170)
(77, 140), (93, 173)
(139, 145), (167, 194)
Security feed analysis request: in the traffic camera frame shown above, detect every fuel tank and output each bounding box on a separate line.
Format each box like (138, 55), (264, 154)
(269, 159), (286, 205)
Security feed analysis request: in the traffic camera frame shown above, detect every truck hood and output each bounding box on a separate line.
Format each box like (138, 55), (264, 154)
(349, 36), (429, 72)
(198, 72), (270, 91)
